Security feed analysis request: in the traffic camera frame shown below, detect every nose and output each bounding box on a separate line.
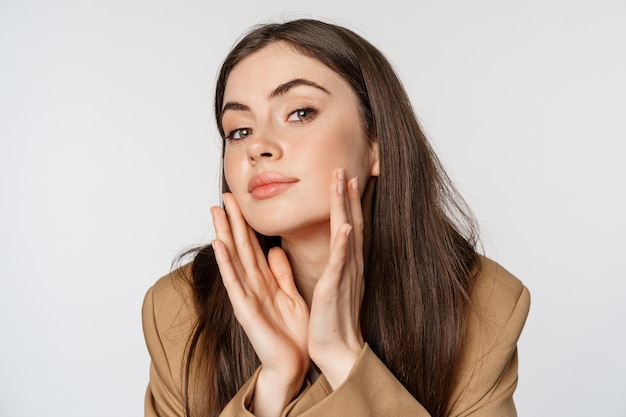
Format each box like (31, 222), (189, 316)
(246, 128), (282, 164)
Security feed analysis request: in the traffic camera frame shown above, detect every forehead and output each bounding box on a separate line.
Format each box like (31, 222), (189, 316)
(223, 42), (350, 100)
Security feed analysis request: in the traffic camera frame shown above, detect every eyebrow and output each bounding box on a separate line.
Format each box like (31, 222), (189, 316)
(221, 78), (330, 118)
(269, 78), (330, 99)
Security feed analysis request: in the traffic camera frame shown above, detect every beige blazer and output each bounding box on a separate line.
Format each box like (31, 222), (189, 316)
(142, 256), (530, 416)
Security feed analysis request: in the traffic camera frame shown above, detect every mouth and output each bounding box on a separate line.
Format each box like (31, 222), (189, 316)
(248, 173), (299, 200)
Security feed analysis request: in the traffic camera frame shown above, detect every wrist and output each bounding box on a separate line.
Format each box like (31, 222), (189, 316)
(314, 344), (363, 390)
(251, 368), (304, 417)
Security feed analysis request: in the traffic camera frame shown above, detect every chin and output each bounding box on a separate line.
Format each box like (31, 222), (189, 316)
(245, 213), (330, 239)
(247, 219), (297, 238)
(247, 221), (280, 237)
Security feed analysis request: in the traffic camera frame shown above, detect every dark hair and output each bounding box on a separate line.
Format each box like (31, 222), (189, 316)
(182, 18), (479, 417)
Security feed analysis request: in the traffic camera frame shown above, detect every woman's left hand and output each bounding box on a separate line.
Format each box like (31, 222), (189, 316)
(307, 168), (366, 389)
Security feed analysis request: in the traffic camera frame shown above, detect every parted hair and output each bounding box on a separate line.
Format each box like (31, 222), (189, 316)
(181, 18), (479, 417)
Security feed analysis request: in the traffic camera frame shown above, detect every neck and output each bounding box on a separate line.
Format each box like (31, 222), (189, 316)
(280, 222), (330, 307)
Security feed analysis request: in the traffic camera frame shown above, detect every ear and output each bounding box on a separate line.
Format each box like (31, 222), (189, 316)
(369, 141), (380, 176)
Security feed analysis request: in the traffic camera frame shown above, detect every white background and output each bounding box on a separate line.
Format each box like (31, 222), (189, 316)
(1, 0), (625, 416)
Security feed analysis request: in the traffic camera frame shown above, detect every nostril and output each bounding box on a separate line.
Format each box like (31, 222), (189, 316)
(260, 152), (272, 157)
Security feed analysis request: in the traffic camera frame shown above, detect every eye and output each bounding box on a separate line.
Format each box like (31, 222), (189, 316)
(225, 127), (253, 141)
(287, 108), (316, 123)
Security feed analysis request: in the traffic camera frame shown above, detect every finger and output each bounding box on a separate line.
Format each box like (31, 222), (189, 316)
(223, 193), (277, 295)
(347, 177), (364, 271)
(330, 168), (350, 243)
(212, 239), (246, 300)
(247, 225), (271, 273)
(267, 247), (299, 298)
(211, 205), (235, 256)
(347, 177), (365, 311)
(316, 223), (353, 293)
(245, 224), (278, 293)
(223, 193), (261, 272)
(211, 205), (247, 280)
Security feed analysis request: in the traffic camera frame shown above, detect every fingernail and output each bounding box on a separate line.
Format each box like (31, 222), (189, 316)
(351, 177), (359, 191)
(338, 168), (345, 194)
(211, 240), (221, 257)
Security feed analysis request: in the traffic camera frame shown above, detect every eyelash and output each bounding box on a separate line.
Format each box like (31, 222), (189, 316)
(224, 107), (317, 141)
(225, 127), (252, 141)
(287, 107), (317, 123)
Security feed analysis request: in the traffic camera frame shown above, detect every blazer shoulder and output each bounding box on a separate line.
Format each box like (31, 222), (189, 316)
(472, 256), (530, 322)
(151, 262), (193, 296)
(143, 245), (221, 345)
(142, 263), (198, 416)
(463, 255), (531, 362)
(445, 257), (530, 415)
(142, 262), (197, 354)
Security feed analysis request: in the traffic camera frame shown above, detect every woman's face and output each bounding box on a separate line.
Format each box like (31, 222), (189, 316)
(221, 42), (379, 237)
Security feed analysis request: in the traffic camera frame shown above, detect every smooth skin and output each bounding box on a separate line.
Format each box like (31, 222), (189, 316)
(211, 42), (379, 417)
(220, 42), (377, 238)
(211, 169), (366, 417)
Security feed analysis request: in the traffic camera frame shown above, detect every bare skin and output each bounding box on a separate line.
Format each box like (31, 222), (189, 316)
(211, 168), (366, 417)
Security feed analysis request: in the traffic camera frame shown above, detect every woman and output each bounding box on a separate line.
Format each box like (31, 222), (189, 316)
(142, 19), (530, 417)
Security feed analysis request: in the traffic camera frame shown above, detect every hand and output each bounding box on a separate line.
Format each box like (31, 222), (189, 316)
(307, 168), (366, 389)
(211, 193), (309, 415)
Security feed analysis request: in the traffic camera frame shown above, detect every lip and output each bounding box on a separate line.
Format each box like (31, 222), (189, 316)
(248, 173), (299, 199)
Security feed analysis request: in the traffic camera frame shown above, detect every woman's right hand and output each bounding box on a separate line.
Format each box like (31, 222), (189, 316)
(211, 193), (309, 417)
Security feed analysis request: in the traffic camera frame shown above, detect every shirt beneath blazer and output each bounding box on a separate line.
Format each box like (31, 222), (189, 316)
(142, 255), (530, 417)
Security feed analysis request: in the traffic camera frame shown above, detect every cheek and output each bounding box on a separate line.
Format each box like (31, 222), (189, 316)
(222, 152), (241, 191)
(328, 136), (371, 177)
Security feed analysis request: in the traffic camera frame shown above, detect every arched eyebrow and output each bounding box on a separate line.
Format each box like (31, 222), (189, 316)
(269, 78), (330, 98)
(221, 78), (330, 118)
(221, 101), (249, 114)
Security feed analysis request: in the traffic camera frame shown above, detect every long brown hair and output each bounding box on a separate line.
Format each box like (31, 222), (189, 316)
(181, 19), (479, 417)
